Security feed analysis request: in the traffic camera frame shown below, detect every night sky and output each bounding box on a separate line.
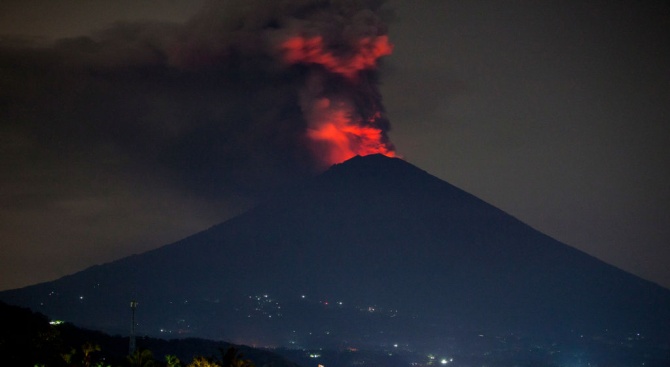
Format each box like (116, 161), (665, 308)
(1, 0), (668, 291)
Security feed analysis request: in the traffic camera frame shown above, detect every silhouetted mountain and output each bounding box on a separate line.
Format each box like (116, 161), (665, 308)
(2, 155), (669, 360)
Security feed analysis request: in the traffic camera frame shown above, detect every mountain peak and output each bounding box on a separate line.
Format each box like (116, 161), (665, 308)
(337, 153), (401, 165)
(2, 154), (669, 356)
(317, 154), (438, 192)
(328, 154), (410, 174)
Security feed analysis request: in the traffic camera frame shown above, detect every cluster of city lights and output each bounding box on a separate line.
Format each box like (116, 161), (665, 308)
(426, 354), (453, 365)
(246, 294), (283, 319)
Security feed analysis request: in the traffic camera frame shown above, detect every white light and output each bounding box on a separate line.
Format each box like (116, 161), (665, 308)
(441, 359), (448, 364)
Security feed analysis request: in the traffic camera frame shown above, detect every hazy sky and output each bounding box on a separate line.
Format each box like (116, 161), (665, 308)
(1, 0), (668, 291)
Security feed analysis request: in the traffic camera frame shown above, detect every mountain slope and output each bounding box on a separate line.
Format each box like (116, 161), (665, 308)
(2, 154), (669, 352)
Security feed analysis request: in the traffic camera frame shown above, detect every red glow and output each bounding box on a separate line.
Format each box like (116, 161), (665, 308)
(307, 101), (396, 165)
(281, 35), (393, 80)
(280, 34), (397, 165)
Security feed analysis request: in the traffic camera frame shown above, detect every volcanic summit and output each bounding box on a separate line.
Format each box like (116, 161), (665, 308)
(2, 154), (669, 354)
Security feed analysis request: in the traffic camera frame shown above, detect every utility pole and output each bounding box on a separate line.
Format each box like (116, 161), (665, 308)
(129, 300), (138, 355)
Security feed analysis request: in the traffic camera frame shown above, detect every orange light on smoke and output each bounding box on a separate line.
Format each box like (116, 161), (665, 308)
(281, 35), (393, 80)
(307, 105), (395, 165)
(280, 33), (396, 165)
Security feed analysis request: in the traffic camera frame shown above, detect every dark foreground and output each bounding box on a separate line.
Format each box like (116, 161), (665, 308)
(2, 301), (668, 367)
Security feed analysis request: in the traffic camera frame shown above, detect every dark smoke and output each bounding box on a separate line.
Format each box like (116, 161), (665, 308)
(0, 0), (395, 200)
(0, 0), (397, 288)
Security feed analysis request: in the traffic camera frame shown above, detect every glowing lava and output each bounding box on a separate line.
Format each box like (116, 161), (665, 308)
(306, 98), (395, 165)
(280, 34), (397, 166)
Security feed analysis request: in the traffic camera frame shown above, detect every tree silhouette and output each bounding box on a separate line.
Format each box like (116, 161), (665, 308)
(187, 356), (219, 367)
(61, 347), (76, 366)
(127, 348), (156, 367)
(81, 342), (101, 367)
(185, 347), (255, 367)
(166, 354), (183, 367)
(219, 347), (254, 367)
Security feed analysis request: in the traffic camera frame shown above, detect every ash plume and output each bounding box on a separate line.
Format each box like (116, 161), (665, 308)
(175, 0), (397, 166)
(0, 0), (397, 285)
(0, 0), (396, 200)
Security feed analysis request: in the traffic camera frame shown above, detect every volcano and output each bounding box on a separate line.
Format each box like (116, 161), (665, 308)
(2, 154), (669, 355)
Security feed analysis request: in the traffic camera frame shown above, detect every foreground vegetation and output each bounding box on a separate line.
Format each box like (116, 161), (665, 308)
(0, 302), (296, 367)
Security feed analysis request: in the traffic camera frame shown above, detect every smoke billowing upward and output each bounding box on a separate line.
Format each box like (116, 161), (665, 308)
(0, 0), (397, 201)
(0, 0), (398, 289)
(175, 0), (397, 167)
(280, 31), (395, 166)
(276, 2), (396, 166)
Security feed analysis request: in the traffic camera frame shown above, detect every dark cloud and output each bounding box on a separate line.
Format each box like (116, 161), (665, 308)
(1, 0), (396, 196)
(0, 0), (395, 290)
(2, 35), (304, 198)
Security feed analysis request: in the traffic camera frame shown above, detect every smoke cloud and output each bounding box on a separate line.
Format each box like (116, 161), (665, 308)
(174, 0), (397, 166)
(1, 0), (396, 198)
(0, 0), (396, 288)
